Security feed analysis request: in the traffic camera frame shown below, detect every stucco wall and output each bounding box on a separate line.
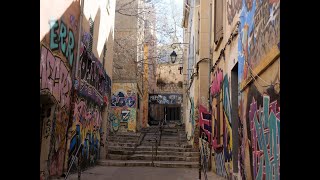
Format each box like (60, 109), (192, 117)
(40, 1), (80, 179)
(40, 0), (115, 179)
(182, 0), (280, 179)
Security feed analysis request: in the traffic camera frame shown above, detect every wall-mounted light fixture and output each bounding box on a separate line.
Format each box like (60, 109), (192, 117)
(169, 42), (189, 64)
(170, 50), (177, 63)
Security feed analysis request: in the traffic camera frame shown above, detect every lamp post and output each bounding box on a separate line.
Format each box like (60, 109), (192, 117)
(170, 50), (177, 63)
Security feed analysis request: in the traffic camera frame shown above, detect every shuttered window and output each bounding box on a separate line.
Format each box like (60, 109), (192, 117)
(214, 0), (223, 46)
(88, 18), (94, 53)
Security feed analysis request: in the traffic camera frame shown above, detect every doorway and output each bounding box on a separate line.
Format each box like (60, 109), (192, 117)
(165, 106), (180, 121)
(231, 62), (239, 172)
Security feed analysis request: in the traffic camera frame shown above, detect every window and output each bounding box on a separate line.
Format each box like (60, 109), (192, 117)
(103, 43), (107, 70)
(196, 11), (200, 55)
(214, 0), (223, 48)
(88, 18), (94, 53)
(106, 0), (110, 15)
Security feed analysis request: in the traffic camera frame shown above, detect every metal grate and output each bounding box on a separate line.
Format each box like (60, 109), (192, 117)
(102, 43), (107, 69)
(88, 18), (94, 53)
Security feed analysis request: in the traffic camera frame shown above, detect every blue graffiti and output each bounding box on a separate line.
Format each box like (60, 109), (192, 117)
(238, 0), (257, 81)
(49, 20), (75, 66)
(215, 152), (228, 178)
(49, 20), (59, 50)
(223, 76), (232, 124)
(253, 96), (280, 180)
(126, 97), (136, 107)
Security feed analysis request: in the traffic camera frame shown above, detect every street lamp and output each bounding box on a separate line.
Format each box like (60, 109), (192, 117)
(169, 42), (189, 64)
(170, 50), (177, 63)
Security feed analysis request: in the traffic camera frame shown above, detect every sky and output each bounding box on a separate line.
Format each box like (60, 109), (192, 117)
(154, 0), (184, 45)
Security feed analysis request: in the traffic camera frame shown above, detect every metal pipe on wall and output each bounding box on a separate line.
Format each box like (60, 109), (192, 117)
(75, 0), (85, 80)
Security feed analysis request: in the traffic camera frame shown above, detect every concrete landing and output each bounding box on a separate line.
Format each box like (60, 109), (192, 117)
(52, 166), (227, 180)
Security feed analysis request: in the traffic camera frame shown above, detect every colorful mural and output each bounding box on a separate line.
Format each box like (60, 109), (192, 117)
(68, 43), (111, 170)
(77, 43), (111, 106)
(238, 0), (280, 81)
(238, 83), (280, 180)
(110, 83), (137, 132)
(237, 0), (280, 179)
(149, 94), (183, 104)
(69, 96), (102, 168)
(211, 72), (233, 179)
(40, 6), (80, 178)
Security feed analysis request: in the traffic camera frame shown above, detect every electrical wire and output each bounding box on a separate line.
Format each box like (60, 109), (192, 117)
(244, 55), (280, 88)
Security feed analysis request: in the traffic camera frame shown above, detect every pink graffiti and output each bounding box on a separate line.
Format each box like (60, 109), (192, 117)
(49, 149), (65, 176)
(211, 68), (223, 95)
(70, 15), (78, 31)
(199, 105), (212, 143)
(73, 98), (102, 130)
(249, 96), (280, 180)
(40, 45), (72, 110)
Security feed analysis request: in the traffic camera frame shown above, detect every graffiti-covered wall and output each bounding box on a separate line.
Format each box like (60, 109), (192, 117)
(110, 83), (138, 132)
(41, 0), (115, 179)
(210, 68), (234, 178)
(40, 1), (80, 179)
(238, 0), (280, 180)
(68, 42), (111, 170)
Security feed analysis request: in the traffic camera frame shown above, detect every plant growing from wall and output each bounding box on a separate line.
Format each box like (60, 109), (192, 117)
(156, 78), (166, 87)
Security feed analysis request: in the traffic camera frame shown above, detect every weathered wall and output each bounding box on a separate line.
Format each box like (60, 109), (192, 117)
(183, 0), (200, 149)
(67, 0), (114, 172)
(208, 0), (280, 179)
(40, 0), (115, 179)
(40, 1), (80, 179)
(68, 42), (112, 170)
(110, 83), (138, 132)
(237, 0), (280, 179)
(155, 63), (183, 94)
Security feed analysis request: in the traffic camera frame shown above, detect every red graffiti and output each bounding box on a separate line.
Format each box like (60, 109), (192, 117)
(211, 68), (223, 96)
(40, 45), (72, 110)
(199, 105), (212, 143)
(73, 98), (102, 130)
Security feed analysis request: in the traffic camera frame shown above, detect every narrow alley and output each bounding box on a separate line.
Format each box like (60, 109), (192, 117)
(40, 0), (280, 180)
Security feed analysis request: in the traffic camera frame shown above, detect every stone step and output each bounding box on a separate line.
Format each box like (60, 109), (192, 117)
(108, 136), (140, 139)
(98, 160), (199, 168)
(107, 154), (199, 162)
(107, 150), (199, 157)
(108, 139), (138, 143)
(140, 143), (190, 148)
(108, 142), (137, 147)
(108, 146), (197, 152)
(109, 132), (141, 136)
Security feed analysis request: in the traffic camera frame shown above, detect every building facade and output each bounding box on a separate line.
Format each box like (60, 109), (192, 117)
(112, 0), (146, 132)
(40, 0), (115, 179)
(182, 0), (280, 179)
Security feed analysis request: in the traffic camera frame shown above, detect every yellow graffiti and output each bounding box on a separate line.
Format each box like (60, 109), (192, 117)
(224, 111), (233, 177)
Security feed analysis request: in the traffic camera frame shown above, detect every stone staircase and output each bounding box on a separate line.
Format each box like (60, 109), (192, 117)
(99, 123), (199, 168)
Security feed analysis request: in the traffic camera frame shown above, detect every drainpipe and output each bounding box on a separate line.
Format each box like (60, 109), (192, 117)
(208, 1), (213, 171)
(76, 0), (85, 80)
(64, 0), (84, 173)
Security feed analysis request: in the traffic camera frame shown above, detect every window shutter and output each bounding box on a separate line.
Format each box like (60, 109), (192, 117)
(89, 18), (94, 53)
(214, 0), (223, 45)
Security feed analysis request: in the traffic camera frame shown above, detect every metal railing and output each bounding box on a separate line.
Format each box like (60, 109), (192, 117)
(199, 139), (208, 180)
(65, 136), (83, 180)
(149, 118), (165, 166)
